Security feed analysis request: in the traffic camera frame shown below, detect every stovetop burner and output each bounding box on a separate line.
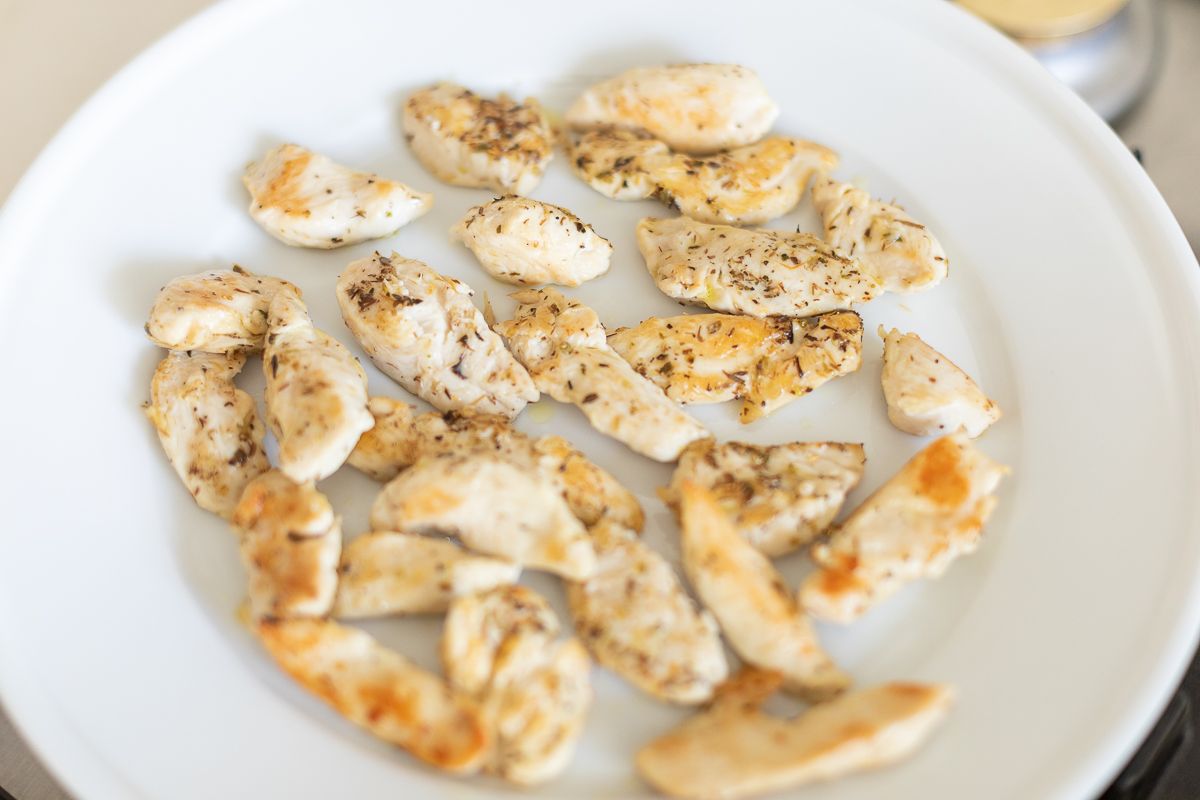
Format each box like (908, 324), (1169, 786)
(1102, 649), (1199, 799)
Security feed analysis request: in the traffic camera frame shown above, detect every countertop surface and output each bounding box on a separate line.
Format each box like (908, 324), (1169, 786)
(1, 1), (1197, 798)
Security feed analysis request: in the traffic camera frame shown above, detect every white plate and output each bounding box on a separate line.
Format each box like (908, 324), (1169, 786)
(2, 1), (1199, 798)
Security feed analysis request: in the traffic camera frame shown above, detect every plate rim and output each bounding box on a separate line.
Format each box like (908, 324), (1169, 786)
(1, 1), (1199, 798)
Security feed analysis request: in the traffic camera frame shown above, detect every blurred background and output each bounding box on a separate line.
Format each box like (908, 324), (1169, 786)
(0, 1), (1196, 798)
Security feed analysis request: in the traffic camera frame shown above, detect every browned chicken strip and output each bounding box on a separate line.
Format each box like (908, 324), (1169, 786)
(636, 668), (953, 799)
(347, 397), (644, 531)
(257, 618), (489, 774)
(608, 310), (863, 422)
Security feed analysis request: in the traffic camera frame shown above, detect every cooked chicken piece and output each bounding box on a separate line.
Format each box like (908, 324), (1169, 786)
(880, 327), (1001, 438)
(336, 252), (537, 418)
(487, 637), (591, 785)
(662, 440), (866, 557)
(801, 434), (1009, 623)
(232, 470), (341, 619)
(452, 195), (612, 287)
(567, 519), (727, 704)
(637, 216), (882, 318)
(263, 288), (373, 483)
(145, 350), (269, 519)
(678, 481), (848, 700)
(495, 288), (708, 462)
(242, 143), (432, 249)
(530, 434), (645, 531)
(609, 310), (863, 422)
(570, 130), (836, 225)
(257, 618), (489, 774)
(370, 453), (595, 580)
(566, 64), (778, 154)
(441, 585), (561, 694)
(145, 266), (297, 353)
(636, 668), (954, 800)
(442, 586), (592, 785)
(333, 531), (520, 619)
(403, 83), (554, 195)
(812, 176), (947, 293)
(567, 128), (667, 200)
(348, 397), (644, 530)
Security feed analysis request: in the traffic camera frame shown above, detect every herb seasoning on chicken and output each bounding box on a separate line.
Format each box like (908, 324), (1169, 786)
(452, 195), (612, 287)
(609, 310), (863, 422)
(403, 83), (554, 194)
(337, 252), (537, 418)
(637, 216), (882, 317)
(242, 143), (432, 249)
(494, 287), (709, 462)
(571, 130), (836, 225)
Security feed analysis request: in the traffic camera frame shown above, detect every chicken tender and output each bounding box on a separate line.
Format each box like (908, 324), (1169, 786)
(337, 252), (537, 418)
(812, 176), (947, 293)
(679, 482), (848, 700)
(347, 398), (644, 531)
(495, 288), (708, 462)
(609, 310), (863, 422)
(801, 434), (1009, 623)
(403, 83), (553, 195)
(257, 618), (489, 773)
(452, 195), (612, 287)
(144, 266), (297, 353)
(636, 668), (954, 800)
(566, 63), (778, 154)
(232, 470), (341, 620)
(333, 531), (520, 619)
(663, 439), (866, 557)
(370, 453), (596, 580)
(263, 287), (373, 483)
(145, 350), (269, 519)
(442, 586), (592, 785)
(242, 143), (431, 249)
(567, 519), (727, 704)
(571, 130), (836, 225)
(637, 216), (881, 317)
(880, 327), (1001, 438)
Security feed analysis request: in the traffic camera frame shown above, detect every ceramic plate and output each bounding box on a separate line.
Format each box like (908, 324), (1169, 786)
(1, 1), (1199, 798)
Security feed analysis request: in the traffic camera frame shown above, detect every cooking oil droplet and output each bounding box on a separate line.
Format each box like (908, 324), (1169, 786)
(527, 400), (556, 424)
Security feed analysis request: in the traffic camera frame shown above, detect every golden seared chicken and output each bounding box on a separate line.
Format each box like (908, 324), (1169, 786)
(145, 350), (269, 519)
(678, 482), (848, 700)
(242, 143), (432, 249)
(812, 176), (947, 293)
(336, 252), (537, 418)
(145, 266), (297, 353)
(333, 531), (520, 619)
(570, 130), (836, 225)
(662, 440), (865, 557)
(403, 83), (554, 195)
(452, 196), (612, 287)
(263, 288), (373, 483)
(566, 64), (778, 154)
(880, 327), (1001, 438)
(608, 310), (863, 423)
(370, 453), (595, 580)
(567, 519), (727, 704)
(232, 471), (341, 620)
(257, 618), (489, 774)
(637, 217), (881, 317)
(801, 434), (1009, 623)
(442, 586), (592, 785)
(348, 397), (644, 530)
(494, 288), (708, 462)
(566, 129), (666, 200)
(636, 668), (954, 800)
